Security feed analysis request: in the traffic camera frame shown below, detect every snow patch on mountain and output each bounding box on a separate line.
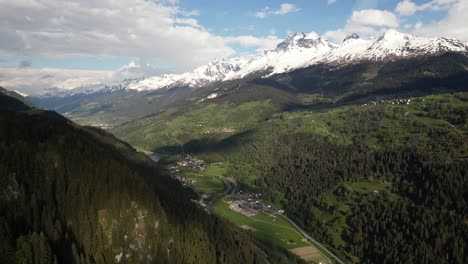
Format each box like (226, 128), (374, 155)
(14, 90), (28, 97)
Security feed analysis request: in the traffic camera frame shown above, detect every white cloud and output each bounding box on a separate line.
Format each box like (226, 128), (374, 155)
(0, 67), (112, 94)
(395, 0), (419, 16)
(224, 35), (281, 51)
(410, 0), (468, 42)
(255, 3), (300, 19)
(0, 0), (235, 72)
(324, 9), (399, 43)
(174, 18), (202, 29)
(328, 0), (337, 4)
(395, 0), (457, 16)
(275, 3), (300, 15)
(113, 60), (166, 80)
(349, 9), (399, 27)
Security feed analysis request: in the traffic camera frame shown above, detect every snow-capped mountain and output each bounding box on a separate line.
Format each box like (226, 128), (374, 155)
(129, 32), (336, 91)
(228, 32), (336, 79)
(46, 30), (468, 96)
(128, 57), (247, 91)
(128, 30), (467, 92)
(325, 30), (467, 63)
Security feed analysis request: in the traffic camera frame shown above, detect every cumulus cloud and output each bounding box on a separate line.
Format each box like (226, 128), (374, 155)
(255, 3), (300, 19)
(395, 0), (457, 16)
(328, 0), (337, 4)
(324, 9), (399, 43)
(0, 0), (236, 72)
(351, 9), (399, 27)
(410, 0), (468, 42)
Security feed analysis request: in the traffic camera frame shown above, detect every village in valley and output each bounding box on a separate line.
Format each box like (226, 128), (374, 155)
(167, 154), (284, 216)
(163, 153), (332, 263)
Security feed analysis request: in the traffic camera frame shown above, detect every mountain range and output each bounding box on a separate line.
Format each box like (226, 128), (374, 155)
(36, 29), (467, 97)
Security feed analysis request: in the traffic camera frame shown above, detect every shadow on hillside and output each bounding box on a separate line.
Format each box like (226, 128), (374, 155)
(281, 71), (468, 114)
(154, 130), (256, 156)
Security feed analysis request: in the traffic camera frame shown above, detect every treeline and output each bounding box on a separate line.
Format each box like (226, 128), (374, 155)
(0, 105), (294, 263)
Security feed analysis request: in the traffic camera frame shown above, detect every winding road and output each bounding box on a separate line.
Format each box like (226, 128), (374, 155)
(206, 176), (237, 213)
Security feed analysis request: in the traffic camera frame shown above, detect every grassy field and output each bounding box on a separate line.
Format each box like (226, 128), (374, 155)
(214, 197), (308, 249)
(177, 166), (225, 193)
(214, 197), (330, 263)
(175, 162), (231, 194)
(276, 93), (468, 149)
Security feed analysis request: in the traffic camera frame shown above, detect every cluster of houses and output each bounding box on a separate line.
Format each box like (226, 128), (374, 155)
(176, 155), (205, 171)
(167, 155), (206, 187)
(229, 200), (264, 217)
(362, 98), (414, 107)
(230, 191), (284, 216)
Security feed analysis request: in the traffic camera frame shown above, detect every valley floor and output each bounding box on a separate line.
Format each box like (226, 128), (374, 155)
(160, 156), (342, 264)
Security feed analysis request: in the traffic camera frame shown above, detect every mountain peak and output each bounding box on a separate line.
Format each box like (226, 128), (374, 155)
(276, 31), (324, 50)
(377, 29), (414, 42)
(343, 33), (360, 42)
(291, 32), (306, 40)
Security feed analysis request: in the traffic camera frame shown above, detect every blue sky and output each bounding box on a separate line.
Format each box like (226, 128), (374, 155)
(0, 0), (461, 71)
(0, 0), (466, 92)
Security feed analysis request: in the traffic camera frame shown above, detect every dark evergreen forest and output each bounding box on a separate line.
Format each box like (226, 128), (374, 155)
(0, 91), (301, 264)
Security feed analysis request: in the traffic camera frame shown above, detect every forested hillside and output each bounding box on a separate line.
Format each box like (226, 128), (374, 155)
(217, 93), (468, 263)
(0, 90), (301, 264)
(113, 75), (468, 263)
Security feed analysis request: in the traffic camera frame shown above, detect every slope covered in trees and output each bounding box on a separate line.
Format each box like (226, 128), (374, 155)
(115, 88), (468, 263)
(219, 93), (468, 263)
(0, 89), (302, 264)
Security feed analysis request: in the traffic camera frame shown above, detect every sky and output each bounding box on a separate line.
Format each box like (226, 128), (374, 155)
(0, 0), (467, 93)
